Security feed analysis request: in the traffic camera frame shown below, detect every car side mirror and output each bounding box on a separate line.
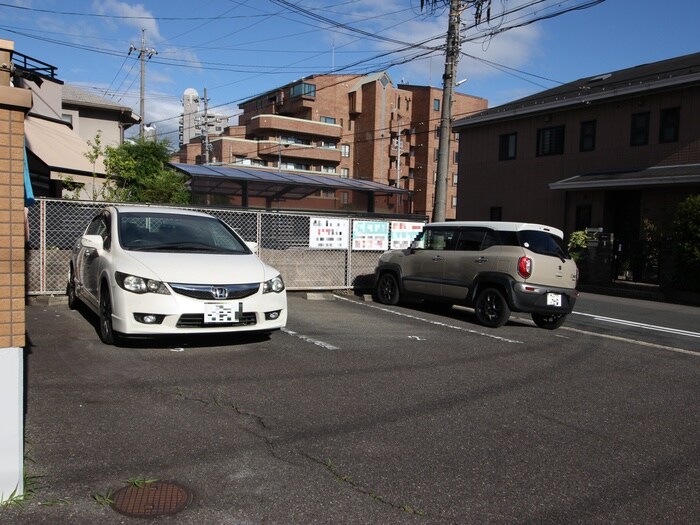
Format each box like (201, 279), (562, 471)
(81, 234), (104, 251)
(410, 239), (424, 252)
(245, 240), (259, 253)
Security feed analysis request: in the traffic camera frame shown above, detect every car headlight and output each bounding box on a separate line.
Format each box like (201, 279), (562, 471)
(115, 271), (170, 295)
(263, 275), (285, 294)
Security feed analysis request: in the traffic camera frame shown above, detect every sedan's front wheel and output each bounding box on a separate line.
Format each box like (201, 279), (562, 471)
(99, 285), (117, 345)
(67, 265), (79, 310)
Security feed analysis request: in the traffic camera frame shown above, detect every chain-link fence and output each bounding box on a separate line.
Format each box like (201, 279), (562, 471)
(26, 199), (425, 295)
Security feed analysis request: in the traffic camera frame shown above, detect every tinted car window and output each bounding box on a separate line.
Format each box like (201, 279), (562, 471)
(455, 229), (486, 251)
(424, 229), (458, 250)
(518, 230), (570, 259)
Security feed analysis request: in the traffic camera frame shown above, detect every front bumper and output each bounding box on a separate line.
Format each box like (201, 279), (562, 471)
(109, 283), (287, 336)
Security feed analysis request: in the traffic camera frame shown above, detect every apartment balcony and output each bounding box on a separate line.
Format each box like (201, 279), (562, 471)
(389, 140), (411, 157)
(257, 141), (341, 163)
(249, 114), (342, 139)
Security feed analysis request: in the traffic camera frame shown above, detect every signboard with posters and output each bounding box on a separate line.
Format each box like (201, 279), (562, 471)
(352, 221), (389, 251)
(309, 217), (349, 249)
(390, 221), (425, 249)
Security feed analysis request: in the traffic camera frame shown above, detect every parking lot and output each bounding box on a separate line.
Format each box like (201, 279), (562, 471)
(3, 292), (699, 524)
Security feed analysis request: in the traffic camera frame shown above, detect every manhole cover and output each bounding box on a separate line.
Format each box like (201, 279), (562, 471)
(111, 481), (193, 518)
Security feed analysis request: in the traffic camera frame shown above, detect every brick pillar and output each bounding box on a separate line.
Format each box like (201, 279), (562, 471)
(0, 38), (32, 503)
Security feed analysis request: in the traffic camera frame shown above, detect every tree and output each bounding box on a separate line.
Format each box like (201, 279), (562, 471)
(102, 138), (190, 204)
(84, 130), (104, 201)
(672, 194), (700, 290)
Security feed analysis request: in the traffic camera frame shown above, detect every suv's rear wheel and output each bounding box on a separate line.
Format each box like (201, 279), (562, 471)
(375, 273), (400, 305)
(474, 288), (510, 328)
(532, 313), (567, 330)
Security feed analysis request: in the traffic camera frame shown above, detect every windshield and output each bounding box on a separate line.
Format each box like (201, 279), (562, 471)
(118, 212), (250, 254)
(517, 230), (571, 260)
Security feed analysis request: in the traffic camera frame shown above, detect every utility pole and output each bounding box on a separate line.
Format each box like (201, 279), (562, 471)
(129, 29), (157, 140)
(432, 0), (462, 223)
(203, 87), (210, 164)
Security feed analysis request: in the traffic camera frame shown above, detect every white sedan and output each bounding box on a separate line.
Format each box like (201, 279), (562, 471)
(67, 205), (287, 344)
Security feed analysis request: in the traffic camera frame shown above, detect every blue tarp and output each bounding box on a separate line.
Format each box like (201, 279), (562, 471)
(24, 143), (35, 207)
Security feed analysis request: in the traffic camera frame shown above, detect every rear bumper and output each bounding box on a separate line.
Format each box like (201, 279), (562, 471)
(509, 281), (578, 315)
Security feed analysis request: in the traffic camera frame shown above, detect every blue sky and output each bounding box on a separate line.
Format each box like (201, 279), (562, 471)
(2, 0), (698, 142)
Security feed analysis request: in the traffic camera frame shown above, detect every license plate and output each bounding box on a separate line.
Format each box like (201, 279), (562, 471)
(204, 302), (239, 323)
(546, 293), (562, 307)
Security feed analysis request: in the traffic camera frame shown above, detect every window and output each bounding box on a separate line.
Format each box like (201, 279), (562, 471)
(340, 168), (349, 178)
(453, 151), (459, 164)
(580, 120), (596, 152)
(435, 125), (440, 139)
(320, 116), (336, 124)
(424, 228), (457, 250)
(455, 229), (486, 251)
(341, 144), (350, 157)
(630, 112), (650, 146)
(340, 192), (349, 205)
(536, 125), (565, 156)
(499, 133), (517, 160)
(433, 99), (440, 111)
(321, 165), (336, 174)
(451, 196), (457, 208)
(290, 82), (316, 98)
(61, 113), (73, 125)
(659, 107), (680, 143)
(453, 173), (458, 185)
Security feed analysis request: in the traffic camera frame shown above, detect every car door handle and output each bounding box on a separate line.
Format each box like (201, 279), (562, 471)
(432, 255), (443, 261)
(474, 257), (489, 263)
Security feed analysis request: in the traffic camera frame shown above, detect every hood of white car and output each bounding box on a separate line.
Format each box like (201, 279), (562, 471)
(122, 251), (269, 284)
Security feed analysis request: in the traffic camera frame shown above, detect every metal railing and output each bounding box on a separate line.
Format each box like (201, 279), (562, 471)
(26, 199), (425, 295)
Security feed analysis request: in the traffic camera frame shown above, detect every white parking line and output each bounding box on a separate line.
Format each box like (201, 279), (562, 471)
(572, 311), (700, 339)
(282, 328), (340, 350)
(333, 295), (523, 344)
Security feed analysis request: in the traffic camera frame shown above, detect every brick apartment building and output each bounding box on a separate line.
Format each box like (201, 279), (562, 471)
(454, 52), (700, 285)
(174, 72), (487, 218)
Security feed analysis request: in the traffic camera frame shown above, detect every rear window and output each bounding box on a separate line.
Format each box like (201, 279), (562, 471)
(517, 230), (570, 259)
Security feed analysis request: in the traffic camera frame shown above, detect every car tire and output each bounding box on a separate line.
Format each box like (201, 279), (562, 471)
(474, 287), (510, 328)
(99, 285), (117, 345)
(375, 273), (400, 305)
(67, 265), (79, 310)
(532, 313), (567, 330)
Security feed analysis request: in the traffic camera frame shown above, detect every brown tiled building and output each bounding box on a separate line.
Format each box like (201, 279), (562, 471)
(0, 38), (32, 502)
(454, 53), (700, 284)
(174, 73), (487, 218)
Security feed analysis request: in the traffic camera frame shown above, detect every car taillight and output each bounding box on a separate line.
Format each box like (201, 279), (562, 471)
(518, 256), (532, 279)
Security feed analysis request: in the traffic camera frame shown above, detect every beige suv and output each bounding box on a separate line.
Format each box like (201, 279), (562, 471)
(374, 221), (579, 329)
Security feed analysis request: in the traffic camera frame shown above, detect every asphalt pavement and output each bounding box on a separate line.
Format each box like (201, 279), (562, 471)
(2, 292), (699, 524)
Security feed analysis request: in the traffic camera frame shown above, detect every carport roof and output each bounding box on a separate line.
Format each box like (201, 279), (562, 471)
(549, 164), (700, 191)
(170, 163), (408, 200)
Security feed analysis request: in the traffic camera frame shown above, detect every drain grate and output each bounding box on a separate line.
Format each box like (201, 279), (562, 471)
(111, 481), (193, 518)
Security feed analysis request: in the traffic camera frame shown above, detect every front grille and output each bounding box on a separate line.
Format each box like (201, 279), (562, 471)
(176, 312), (257, 328)
(169, 282), (260, 300)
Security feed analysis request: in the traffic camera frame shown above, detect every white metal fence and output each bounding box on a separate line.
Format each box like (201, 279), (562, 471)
(26, 198), (425, 295)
